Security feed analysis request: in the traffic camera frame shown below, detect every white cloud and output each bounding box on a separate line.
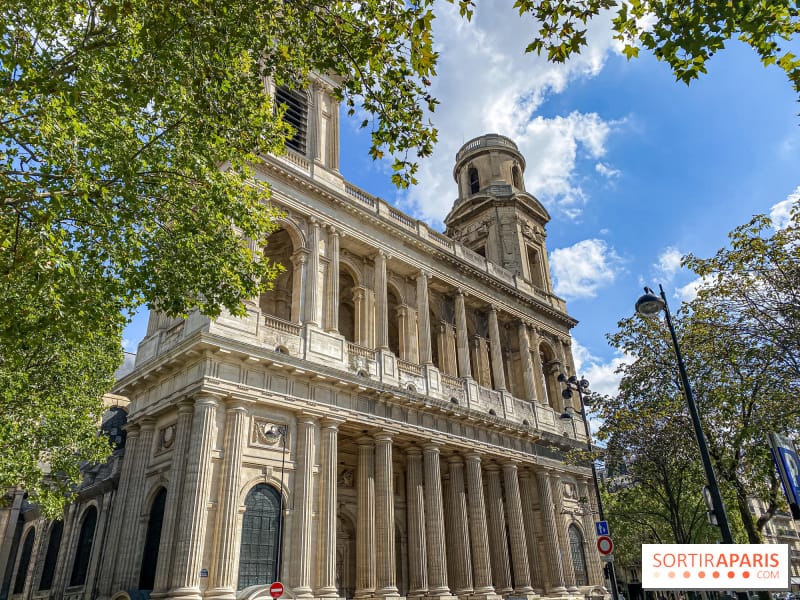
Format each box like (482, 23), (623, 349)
(676, 276), (713, 302)
(571, 338), (630, 398)
(654, 246), (683, 282)
(395, 0), (622, 226)
(595, 162), (621, 178)
(550, 239), (623, 299)
(770, 186), (799, 230)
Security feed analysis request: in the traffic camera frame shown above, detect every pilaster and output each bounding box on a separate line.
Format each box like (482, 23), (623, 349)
(518, 322), (537, 402)
(416, 271), (433, 365)
(454, 292), (471, 378)
(374, 251), (389, 350)
(305, 218), (321, 326)
(325, 226), (341, 333)
(487, 307), (506, 392)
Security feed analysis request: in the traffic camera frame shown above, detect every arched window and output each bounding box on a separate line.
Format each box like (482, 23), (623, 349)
(12, 529), (35, 594)
(69, 506), (97, 587)
(275, 86), (308, 154)
(38, 521), (64, 591)
(238, 484), (282, 590)
(139, 488), (167, 590)
(468, 167), (480, 194)
(568, 524), (589, 586)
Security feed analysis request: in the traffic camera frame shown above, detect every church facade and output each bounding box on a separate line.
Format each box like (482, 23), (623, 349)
(0, 81), (607, 600)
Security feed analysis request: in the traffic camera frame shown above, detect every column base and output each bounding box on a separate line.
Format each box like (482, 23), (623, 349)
(547, 587), (569, 597)
(375, 593), (405, 600)
(166, 587), (203, 600)
(467, 593), (502, 600)
(294, 586), (315, 599)
(204, 588), (237, 600)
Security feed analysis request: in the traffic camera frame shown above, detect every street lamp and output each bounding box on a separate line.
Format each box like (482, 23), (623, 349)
(558, 374), (620, 600)
(635, 285), (735, 544)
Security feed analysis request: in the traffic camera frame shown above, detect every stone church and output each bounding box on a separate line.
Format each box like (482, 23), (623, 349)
(0, 77), (608, 600)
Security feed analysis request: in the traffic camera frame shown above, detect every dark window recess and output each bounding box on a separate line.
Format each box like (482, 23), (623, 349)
(275, 86), (308, 154)
(139, 488), (167, 590)
(70, 507), (97, 587)
(568, 524), (589, 586)
(12, 529), (35, 594)
(38, 521), (64, 591)
(237, 484), (282, 590)
(468, 167), (480, 194)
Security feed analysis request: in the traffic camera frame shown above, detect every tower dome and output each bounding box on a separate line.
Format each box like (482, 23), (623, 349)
(452, 133), (526, 198)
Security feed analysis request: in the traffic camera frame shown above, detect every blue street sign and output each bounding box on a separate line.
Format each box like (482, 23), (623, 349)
(595, 521), (609, 537)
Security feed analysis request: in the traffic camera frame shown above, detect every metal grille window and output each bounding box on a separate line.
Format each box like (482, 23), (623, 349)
(139, 488), (167, 590)
(69, 507), (97, 587)
(12, 529), (35, 594)
(38, 521), (63, 590)
(237, 484), (282, 590)
(568, 524), (589, 586)
(275, 86), (308, 154)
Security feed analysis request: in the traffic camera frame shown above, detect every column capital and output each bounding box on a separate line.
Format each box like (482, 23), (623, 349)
(464, 452), (482, 463)
(223, 398), (249, 412)
(308, 215), (319, 226)
(448, 454), (464, 465)
(177, 398), (195, 413)
(296, 413), (319, 427)
(356, 435), (375, 448)
(405, 445), (423, 458)
(320, 417), (345, 429)
(139, 416), (157, 430)
(374, 431), (394, 443)
(502, 461), (519, 472)
(483, 462), (501, 473)
(416, 268), (431, 280)
(422, 442), (440, 453)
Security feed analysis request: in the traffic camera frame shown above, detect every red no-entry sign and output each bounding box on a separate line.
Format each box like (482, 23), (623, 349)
(269, 582), (284, 598)
(597, 535), (614, 555)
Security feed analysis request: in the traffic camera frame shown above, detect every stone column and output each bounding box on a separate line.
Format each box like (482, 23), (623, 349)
(374, 251), (389, 350)
(423, 445), (450, 596)
(397, 306), (410, 360)
(292, 251), (308, 324)
(406, 448), (428, 597)
(316, 419), (343, 597)
(519, 470), (546, 593)
(556, 481), (578, 593)
(356, 438), (376, 598)
(97, 423), (140, 596)
(325, 227), (341, 333)
(530, 328), (546, 404)
(152, 401), (194, 597)
(119, 417), (156, 589)
(502, 463), (533, 594)
(454, 291), (471, 378)
(579, 479), (604, 588)
(169, 395), (218, 600)
(416, 271), (432, 365)
(207, 402), (248, 600)
(305, 219), (321, 326)
(292, 416), (317, 598)
(375, 433), (399, 597)
(353, 288), (366, 346)
(517, 322), (537, 402)
(562, 339), (576, 377)
(537, 470), (566, 595)
(464, 454), (494, 596)
(484, 465), (512, 594)
(487, 307), (506, 391)
(447, 457), (473, 595)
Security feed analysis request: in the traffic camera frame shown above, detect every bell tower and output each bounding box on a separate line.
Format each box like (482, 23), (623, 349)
(444, 134), (554, 293)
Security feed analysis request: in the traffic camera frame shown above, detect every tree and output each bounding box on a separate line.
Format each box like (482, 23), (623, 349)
(2, 0), (443, 510)
(602, 297), (795, 546)
(684, 201), (800, 381)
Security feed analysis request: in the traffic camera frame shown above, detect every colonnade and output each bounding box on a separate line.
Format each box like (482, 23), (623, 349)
(265, 219), (578, 410)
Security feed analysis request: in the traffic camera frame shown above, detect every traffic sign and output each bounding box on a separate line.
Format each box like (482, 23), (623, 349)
(595, 520), (609, 536)
(600, 554), (615, 563)
(596, 535), (614, 555)
(270, 582), (285, 599)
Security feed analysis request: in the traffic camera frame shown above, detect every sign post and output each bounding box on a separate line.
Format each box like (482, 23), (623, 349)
(270, 582), (285, 599)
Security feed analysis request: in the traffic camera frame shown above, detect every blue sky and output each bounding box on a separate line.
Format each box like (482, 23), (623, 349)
(124, 1), (800, 395)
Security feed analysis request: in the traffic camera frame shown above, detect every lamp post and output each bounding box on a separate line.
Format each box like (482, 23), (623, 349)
(634, 285), (736, 545)
(558, 374), (620, 600)
(267, 424), (288, 583)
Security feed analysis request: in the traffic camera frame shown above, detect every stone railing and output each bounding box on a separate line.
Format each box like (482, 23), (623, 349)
(440, 372), (462, 390)
(347, 342), (376, 361)
(281, 148), (310, 170)
(455, 134), (519, 162)
(398, 359), (422, 376)
(264, 314), (301, 336)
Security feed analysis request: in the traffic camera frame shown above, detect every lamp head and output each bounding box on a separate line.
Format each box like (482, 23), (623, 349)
(635, 286), (666, 317)
(557, 373), (567, 383)
(561, 388), (573, 400)
(559, 410), (574, 421)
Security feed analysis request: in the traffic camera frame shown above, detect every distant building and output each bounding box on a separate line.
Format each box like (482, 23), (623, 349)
(748, 498), (800, 591)
(0, 81), (608, 600)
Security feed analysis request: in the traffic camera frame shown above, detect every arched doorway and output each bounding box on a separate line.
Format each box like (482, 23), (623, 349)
(568, 524), (589, 586)
(238, 484), (282, 590)
(139, 488), (167, 590)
